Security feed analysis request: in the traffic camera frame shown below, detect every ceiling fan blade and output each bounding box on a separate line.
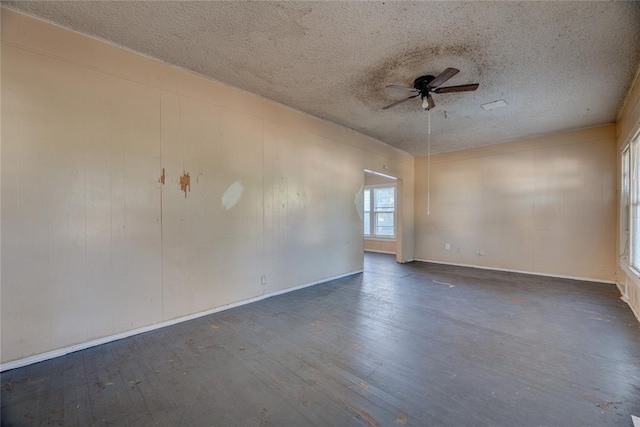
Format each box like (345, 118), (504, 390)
(382, 94), (419, 110)
(429, 68), (459, 88)
(433, 83), (479, 94)
(426, 94), (435, 110)
(386, 85), (419, 93)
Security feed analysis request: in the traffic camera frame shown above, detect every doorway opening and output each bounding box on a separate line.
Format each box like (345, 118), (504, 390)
(363, 169), (403, 263)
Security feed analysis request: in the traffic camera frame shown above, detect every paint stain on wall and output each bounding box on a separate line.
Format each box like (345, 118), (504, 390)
(222, 180), (244, 210)
(354, 185), (364, 221)
(180, 172), (191, 198)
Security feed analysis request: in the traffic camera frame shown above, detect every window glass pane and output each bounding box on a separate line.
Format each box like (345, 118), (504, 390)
(363, 184), (396, 238)
(631, 135), (640, 270)
(622, 148), (630, 232)
(364, 189), (371, 213)
(364, 212), (371, 235)
(375, 212), (395, 236)
(374, 187), (395, 211)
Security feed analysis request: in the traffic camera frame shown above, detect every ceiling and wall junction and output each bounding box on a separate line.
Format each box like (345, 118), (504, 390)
(5, 1), (639, 155)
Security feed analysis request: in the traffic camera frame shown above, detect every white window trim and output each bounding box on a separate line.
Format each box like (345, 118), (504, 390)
(625, 128), (640, 275)
(621, 145), (630, 261)
(364, 236), (397, 242)
(364, 183), (397, 239)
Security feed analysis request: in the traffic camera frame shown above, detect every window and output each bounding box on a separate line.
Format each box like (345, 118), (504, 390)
(621, 146), (630, 259)
(364, 185), (396, 238)
(630, 132), (640, 270)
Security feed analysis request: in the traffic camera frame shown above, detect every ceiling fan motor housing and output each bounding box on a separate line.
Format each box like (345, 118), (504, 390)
(414, 76), (435, 109)
(413, 75), (436, 92)
(382, 68), (478, 111)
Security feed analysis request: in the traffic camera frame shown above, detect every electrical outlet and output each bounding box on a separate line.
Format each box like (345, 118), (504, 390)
(445, 243), (451, 250)
(261, 276), (267, 285)
(475, 250), (485, 256)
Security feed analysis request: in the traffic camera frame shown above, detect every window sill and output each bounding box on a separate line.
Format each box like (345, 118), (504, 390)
(364, 237), (396, 242)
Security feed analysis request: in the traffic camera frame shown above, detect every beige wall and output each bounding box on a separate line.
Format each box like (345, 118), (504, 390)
(616, 66), (640, 321)
(363, 172), (397, 254)
(0, 9), (414, 365)
(414, 125), (617, 282)
(364, 172), (396, 186)
(363, 239), (396, 254)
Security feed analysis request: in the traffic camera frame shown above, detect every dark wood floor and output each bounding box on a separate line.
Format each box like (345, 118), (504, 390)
(2, 253), (640, 426)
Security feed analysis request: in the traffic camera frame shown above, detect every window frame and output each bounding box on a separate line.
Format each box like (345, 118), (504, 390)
(621, 145), (630, 260)
(363, 184), (397, 240)
(628, 130), (640, 272)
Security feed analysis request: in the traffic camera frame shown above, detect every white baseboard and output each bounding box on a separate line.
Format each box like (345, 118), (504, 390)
(413, 258), (616, 284)
(0, 269), (363, 372)
(364, 249), (396, 255)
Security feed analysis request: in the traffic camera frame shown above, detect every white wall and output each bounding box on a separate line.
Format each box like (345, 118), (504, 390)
(0, 8), (414, 365)
(414, 125), (617, 282)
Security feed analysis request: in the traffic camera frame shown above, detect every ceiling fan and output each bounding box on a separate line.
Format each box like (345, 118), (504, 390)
(383, 68), (479, 111)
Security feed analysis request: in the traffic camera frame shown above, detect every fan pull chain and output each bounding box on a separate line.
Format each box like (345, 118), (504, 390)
(427, 109), (431, 216)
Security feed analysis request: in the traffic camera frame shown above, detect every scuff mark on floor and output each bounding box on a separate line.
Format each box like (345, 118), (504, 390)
(580, 391), (621, 409)
(268, 372), (286, 387)
(257, 407), (269, 426)
(295, 392), (309, 406)
(396, 413), (408, 425)
(341, 399), (379, 427)
(432, 279), (455, 288)
(4, 381), (13, 395)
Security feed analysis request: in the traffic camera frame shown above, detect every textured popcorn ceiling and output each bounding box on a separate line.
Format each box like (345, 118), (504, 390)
(4, 1), (640, 155)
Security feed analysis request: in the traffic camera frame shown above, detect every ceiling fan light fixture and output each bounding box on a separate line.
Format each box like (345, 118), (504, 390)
(383, 68), (479, 111)
(481, 99), (508, 111)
